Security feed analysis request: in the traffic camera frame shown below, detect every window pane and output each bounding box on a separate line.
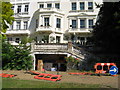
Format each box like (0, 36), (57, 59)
(25, 5), (29, 12)
(80, 20), (85, 28)
(7, 37), (12, 41)
(56, 18), (61, 28)
(44, 17), (49, 26)
(16, 21), (21, 29)
(17, 5), (21, 13)
(88, 2), (93, 10)
(55, 3), (60, 9)
(36, 19), (38, 28)
(72, 2), (76, 10)
(40, 4), (44, 8)
(15, 38), (20, 43)
(24, 21), (28, 29)
(80, 2), (84, 10)
(47, 4), (52, 8)
(72, 20), (76, 28)
(89, 19), (93, 28)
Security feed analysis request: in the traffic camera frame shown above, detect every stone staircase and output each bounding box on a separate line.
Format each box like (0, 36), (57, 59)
(31, 42), (91, 61)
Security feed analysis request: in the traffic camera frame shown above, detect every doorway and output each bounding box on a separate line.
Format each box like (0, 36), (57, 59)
(56, 36), (60, 43)
(35, 54), (67, 71)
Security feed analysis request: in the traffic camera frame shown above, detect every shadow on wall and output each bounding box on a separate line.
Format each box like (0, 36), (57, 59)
(28, 9), (39, 35)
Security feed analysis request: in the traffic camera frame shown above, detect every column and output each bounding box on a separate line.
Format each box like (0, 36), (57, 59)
(69, 19), (72, 28)
(14, 4), (17, 14)
(93, 18), (96, 25)
(86, 18), (88, 29)
(85, 1), (88, 11)
(77, 1), (79, 10)
(21, 20), (24, 30)
(78, 18), (80, 29)
(68, 41), (72, 52)
(21, 4), (25, 13)
(85, 37), (87, 45)
(14, 21), (16, 30)
(30, 53), (36, 70)
(61, 34), (63, 43)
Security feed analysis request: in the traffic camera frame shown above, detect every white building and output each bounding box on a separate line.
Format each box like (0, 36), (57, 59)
(5, 0), (103, 71)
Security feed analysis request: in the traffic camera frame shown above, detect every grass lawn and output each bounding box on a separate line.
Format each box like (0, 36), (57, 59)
(2, 78), (102, 88)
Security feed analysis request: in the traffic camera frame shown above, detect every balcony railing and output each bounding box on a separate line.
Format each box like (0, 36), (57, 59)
(6, 29), (30, 35)
(36, 26), (53, 32)
(69, 10), (94, 13)
(68, 28), (92, 33)
(33, 43), (68, 52)
(39, 8), (64, 14)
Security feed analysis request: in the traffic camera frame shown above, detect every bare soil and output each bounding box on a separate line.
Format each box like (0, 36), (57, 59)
(1, 70), (119, 88)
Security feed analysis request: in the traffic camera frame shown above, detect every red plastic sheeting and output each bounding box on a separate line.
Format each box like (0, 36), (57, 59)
(34, 73), (62, 81)
(0, 73), (16, 78)
(68, 72), (92, 75)
(29, 71), (41, 75)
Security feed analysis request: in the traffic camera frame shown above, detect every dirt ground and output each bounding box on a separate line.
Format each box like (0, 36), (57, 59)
(1, 70), (119, 88)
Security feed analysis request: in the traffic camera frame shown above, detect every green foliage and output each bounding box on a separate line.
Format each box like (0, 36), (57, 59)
(91, 2), (120, 54)
(2, 41), (33, 70)
(21, 36), (33, 44)
(42, 35), (49, 43)
(65, 56), (79, 70)
(1, 1), (14, 33)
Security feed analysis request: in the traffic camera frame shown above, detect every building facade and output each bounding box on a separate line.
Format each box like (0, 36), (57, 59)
(5, 0), (103, 71)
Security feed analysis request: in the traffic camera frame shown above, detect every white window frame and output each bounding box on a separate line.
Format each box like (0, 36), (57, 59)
(71, 2), (77, 10)
(16, 21), (21, 30)
(80, 2), (85, 10)
(17, 5), (21, 13)
(39, 4), (44, 8)
(23, 21), (28, 30)
(72, 20), (77, 28)
(88, 19), (93, 28)
(44, 17), (50, 26)
(24, 5), (29, 12)
(80, 19), (86, 28)
(56, 18), (61, 28)
(88, 2), (93, 10)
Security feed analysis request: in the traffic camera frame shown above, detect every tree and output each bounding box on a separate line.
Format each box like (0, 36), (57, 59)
(0, 1), (14, 33)
(2, 41), (33, 70)
(65, 56), (79, 70)
(92, 2), (120, 54)
(91, 2), (120, 72)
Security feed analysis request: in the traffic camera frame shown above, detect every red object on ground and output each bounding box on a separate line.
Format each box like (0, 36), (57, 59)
(29, 70), (41, 75)
(94, 63), (117, 74)
(34, 73), (62, 81)
(0, 73), (16, 78)
(68, 72), (92, 75)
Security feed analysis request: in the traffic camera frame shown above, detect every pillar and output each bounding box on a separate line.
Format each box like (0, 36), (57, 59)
(68, 41), (73, 52)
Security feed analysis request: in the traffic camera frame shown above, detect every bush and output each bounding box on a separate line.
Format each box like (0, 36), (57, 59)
(65, 56), (79, 70)
(2, 41), (33, 70)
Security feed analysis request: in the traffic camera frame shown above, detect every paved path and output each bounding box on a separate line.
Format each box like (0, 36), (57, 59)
(1, 70), (119, 88)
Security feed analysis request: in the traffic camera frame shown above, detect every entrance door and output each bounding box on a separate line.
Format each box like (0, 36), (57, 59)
(56, 36), (60, 43)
